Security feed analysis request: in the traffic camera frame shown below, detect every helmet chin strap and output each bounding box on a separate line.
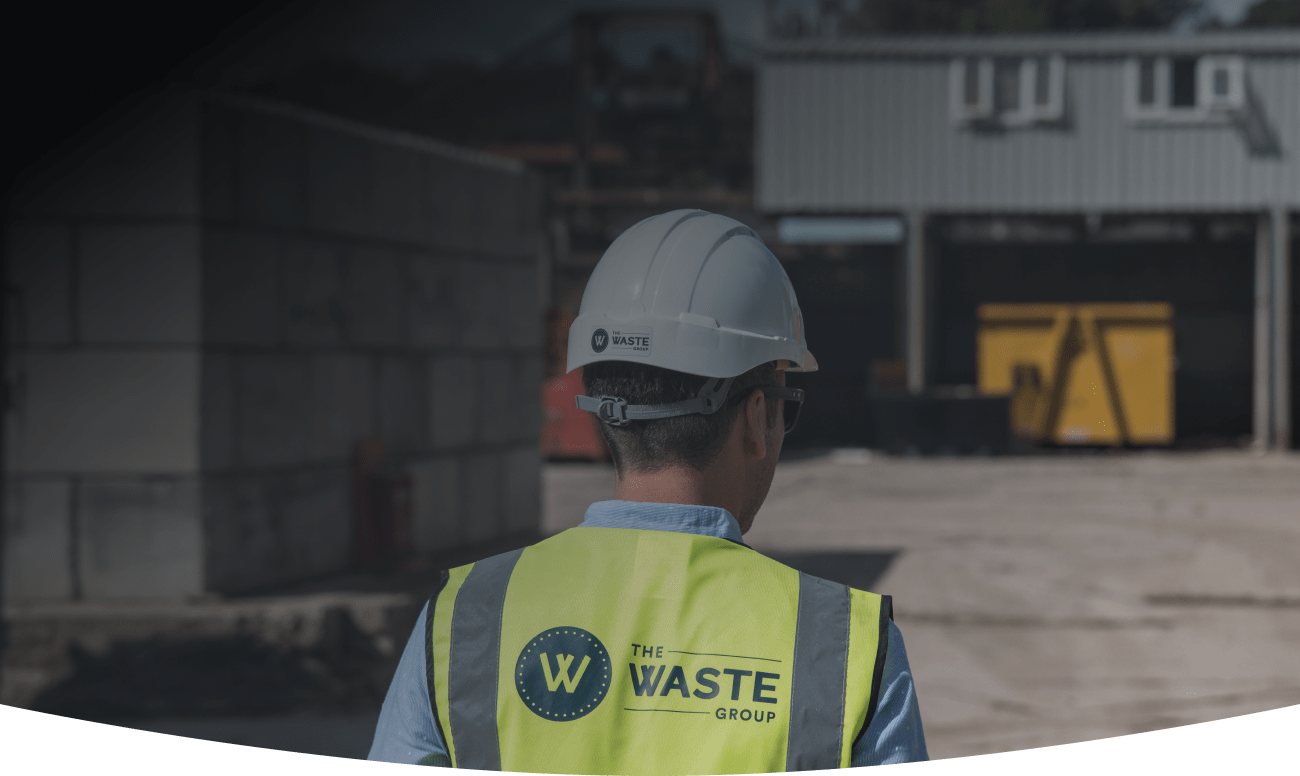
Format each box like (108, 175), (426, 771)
(575, 376), (736, 427)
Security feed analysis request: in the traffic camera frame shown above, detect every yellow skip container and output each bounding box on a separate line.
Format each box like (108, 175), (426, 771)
(977, 303), (1174, 446)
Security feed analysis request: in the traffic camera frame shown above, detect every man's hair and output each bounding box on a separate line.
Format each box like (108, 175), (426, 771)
(582, 360), (779, 474)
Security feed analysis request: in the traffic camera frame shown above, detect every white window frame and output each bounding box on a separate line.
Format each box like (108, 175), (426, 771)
(1125, 57), (1171, 121)
(950, 57), (993, 123)
(1007, 55), (1065, 125)
(1198, 55), (1245, 114)
(1124, 55), (1244, 124)
(952, 55), (1064, 127)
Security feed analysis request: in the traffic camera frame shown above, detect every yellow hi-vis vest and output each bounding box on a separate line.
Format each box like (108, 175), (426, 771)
(427, 527), (891, 774)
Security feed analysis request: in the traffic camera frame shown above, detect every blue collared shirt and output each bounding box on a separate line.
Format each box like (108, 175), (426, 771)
(368, 500), (928, 767)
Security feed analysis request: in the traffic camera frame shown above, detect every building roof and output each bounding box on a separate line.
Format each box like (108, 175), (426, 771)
(765, 29), (1300, 60)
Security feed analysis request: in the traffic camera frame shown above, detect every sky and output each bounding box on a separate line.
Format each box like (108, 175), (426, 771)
(1182, 0), (1263, 28)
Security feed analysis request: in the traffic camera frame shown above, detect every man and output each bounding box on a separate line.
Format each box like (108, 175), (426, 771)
(369, 210), (927, 771)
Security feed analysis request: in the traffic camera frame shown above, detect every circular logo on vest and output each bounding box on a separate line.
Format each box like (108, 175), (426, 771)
(591, 329), (609, 353)
(515, 627), (611, 721)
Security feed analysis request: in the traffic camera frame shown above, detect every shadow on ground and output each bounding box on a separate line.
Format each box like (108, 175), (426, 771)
(29, 609), (392, 722)
(763, 551), (901, 593)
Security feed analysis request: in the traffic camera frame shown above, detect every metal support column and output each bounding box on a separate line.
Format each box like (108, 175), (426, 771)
(1272, 206), (1291, 449)
(1253, 212), (1273, 451)
(905, 211), (927, 394)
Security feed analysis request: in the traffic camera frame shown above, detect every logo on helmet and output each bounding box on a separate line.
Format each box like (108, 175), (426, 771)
(591, 329), (609, 353)
(515, 627), (611, 721)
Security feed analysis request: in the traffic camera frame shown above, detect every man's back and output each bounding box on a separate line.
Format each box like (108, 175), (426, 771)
(429, 524), (891, 774)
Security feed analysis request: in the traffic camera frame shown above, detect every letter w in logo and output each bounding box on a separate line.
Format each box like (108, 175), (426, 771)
(540, 653), (591, 693)
(629, 665), (665, 697)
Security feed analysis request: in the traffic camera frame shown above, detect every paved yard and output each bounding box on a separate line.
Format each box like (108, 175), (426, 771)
(544, 450), (1300, 760)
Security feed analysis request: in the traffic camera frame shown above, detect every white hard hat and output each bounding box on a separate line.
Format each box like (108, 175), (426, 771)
(568, 210), (816, 427)
(567, 209), (817, 378)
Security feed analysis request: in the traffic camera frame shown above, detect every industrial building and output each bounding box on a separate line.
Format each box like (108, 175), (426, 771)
(758, 29), (1299, 450)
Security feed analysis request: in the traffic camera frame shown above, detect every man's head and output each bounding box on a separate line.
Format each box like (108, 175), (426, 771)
(582, 360), (788, 531)
(567, 209), (816, 531)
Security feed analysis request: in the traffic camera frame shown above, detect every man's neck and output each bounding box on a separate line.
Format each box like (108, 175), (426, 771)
(613, 464), (737, 515)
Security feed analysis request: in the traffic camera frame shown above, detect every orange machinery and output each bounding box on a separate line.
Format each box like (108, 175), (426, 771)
(540, 308), (609, 461)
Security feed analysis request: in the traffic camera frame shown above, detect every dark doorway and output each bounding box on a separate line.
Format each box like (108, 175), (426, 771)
(782, 245), (899, 448)
(933, 218), (1256, 443)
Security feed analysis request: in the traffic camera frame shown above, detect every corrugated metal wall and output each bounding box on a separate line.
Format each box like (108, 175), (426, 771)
(758, 54), (1300, 213)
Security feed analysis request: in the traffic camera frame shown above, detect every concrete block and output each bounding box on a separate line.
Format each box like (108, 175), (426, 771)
(202, 227), (281, 346)
(236, 355), (310, 468)
(309, 354), (372, 462)
(502, 172), (543, 259)
(471, 170), (541, 259)
(202, 467), (350, 593)
(503, 446), (541, 536)
(5, 223), (73, 347)
(9, 96), (199, 220)
(476, 171), (518, 257)
(273, 467), (351, 582)
(4, 478), (73, 600)
(461, 451), (504, 544)
(200, 353), (236, 471)
(520, 171), (544, 246)
(282, 237), (345, 345)
(407, 456), (462, 553)
(200, 474), (268, 592)
(478, 358), (518, 446)
(429, 356), (478, 450)
(378, 356), (429, 457)
(424, 154), (477, 252)
(499, 264), (542, 349)
(79, 225), (201, 345)
(77, 477), (202, 599)
(307, 128), (373, 238)
(344, 245), (405, 347)
(276, 465), (351, 574)
(199, 99), (239, 221)
(477, 356), (542, 446)
(372, 144), (425, 245)
(457, 261), (538, 350)
(6, 352), (200, 474)
(517, 355), (544, 440)
(236, 110), (308, 228)
(407, 256), (458, 349)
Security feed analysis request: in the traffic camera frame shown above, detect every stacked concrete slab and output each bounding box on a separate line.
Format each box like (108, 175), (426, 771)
(5, 92), (543, 600)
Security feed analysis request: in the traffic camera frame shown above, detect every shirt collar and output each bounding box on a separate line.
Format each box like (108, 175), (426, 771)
(578, 500), (745, 543)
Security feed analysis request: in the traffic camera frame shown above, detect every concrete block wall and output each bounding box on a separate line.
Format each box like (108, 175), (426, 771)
(5, 92), (544, 600)
(5, 98), (205, 602)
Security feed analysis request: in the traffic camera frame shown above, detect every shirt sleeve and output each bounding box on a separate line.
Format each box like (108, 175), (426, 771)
(850, 620), (929, 766)
(367, 602), (450, 764)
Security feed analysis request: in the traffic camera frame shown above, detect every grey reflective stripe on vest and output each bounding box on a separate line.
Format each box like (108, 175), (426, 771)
(786, 572), (852, 771)
(447, 548), (524, 770)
